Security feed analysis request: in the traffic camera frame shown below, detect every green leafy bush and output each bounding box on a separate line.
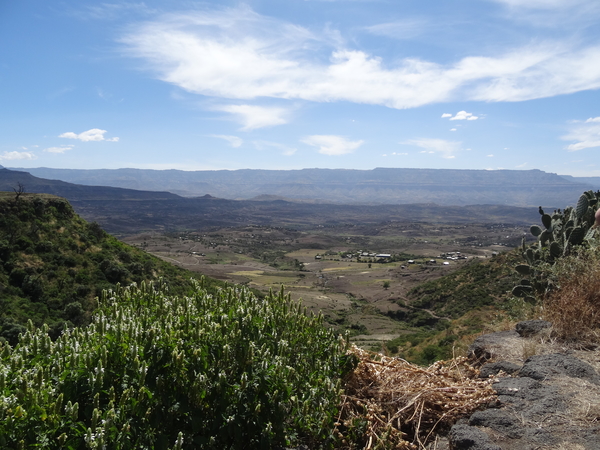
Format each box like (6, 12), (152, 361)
(0, 279), (348, 449)
(0, 194), (227, 330)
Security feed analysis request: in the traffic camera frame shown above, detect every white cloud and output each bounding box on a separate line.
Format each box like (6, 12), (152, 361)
(0, 151), (37, 161)
(216, 105), (289, 130)
(121, 7), (600, 109)
(562, 117), (600, 151)
(302, 135), (364, 156)
(59, 128), (119, 142)
(253, 140), (297, 156)
(402, 138), (461, 159)
(516, 162), (528, 168)
(209, 135), (243, 148)
(44, 145), (75, 154)
(444, 111), (478, 121)
(450, 128), (457, 131)
(487, 154), (494, 157)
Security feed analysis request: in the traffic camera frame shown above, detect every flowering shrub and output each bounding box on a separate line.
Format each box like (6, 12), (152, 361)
(0, 278), (348, 449)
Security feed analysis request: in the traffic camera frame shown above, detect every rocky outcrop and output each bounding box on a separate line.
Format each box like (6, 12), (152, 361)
(445, 321), (600, 450)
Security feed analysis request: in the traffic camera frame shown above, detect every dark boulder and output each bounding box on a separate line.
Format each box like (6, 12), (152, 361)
(519, 353), (600, 384)
(515, 320), (551, 338)
(479, 361), (521, 379)
(468, 330), (519, 364)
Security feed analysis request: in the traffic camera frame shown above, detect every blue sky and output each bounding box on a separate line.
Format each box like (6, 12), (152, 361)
(2, 0), (600, 175)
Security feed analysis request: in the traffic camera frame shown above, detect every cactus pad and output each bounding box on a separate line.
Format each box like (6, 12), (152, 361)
(529, 225), (542, 237)
(549, 242), (562, 258)
(512, 285), (533, 298)
(541, 214), (552, 229)
(576, 194), (589, 219)
(568, 226), (585, 245)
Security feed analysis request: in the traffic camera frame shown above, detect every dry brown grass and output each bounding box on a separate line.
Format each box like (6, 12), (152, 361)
(543, 248), (600, 345)
(335, 346), (496, 449)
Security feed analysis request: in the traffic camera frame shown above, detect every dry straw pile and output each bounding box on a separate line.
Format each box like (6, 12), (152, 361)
(335, 346), (497, 449)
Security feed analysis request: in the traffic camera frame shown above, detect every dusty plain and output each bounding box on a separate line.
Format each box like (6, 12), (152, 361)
(122, 221), (532, 349)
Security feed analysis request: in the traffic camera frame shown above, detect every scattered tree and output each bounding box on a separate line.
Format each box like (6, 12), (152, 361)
(13, 182), (24, 202)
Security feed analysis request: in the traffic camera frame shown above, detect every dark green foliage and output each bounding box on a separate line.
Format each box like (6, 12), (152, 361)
(0, 194), (226, 330)
(384, 328), (457, 365)
(541, 213), (552, 230)
(529, 225), (542, 237)
(549, 241), (562, 258)
(0, 281), (348, 449)
(515, 190), (600, 299)
(576, 193), (589, 219)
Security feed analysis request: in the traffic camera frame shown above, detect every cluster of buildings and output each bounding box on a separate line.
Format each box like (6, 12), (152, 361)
(439, 251), (468, 261)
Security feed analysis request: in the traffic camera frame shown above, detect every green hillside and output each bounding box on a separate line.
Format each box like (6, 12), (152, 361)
(407, 251), (523, 319)
(0, 192), (225, 344)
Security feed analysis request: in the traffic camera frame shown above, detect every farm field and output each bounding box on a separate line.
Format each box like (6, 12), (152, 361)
(122, 221), (530, 349)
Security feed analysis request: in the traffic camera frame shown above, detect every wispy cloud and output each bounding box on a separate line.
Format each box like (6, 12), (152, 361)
(216, 105), (289, 131)
(364, 18), (429, 40)
(302, 135), (364, 155)
(44, 145), (75, 154)
(209, 135), (243, 148)
(488, 0), (588, 10)
(59, 128), (119, 142)
(402, 138), (461, 159)
(562, 117), (600, 151)
(121, 7), (600, 109)
(486, 0), (600, 29)
(0, 151), (37, 161)
(74, 2), (157, 20)
(253, 140), (297, 156)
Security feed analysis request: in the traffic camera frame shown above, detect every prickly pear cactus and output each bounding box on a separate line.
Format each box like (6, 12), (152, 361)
(513, 190), (600, 300)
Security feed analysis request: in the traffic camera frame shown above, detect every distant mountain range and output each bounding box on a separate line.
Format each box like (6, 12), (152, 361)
(8, 166), (600, 207)
(558, 175), (600, 189)
(0, 168), (178, 201)
(0, 167), (542, 234)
